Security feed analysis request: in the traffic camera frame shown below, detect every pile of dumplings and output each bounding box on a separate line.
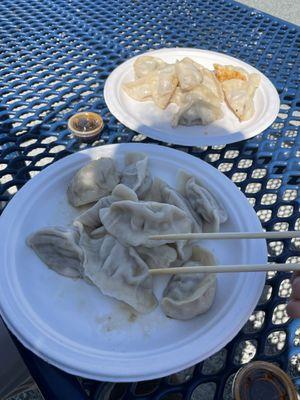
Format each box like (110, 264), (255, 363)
(27, 153), (228, 320)
(123, 55), (261, 126)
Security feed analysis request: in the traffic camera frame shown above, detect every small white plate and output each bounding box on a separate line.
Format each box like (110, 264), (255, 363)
(104, 48), (280, 146)
(0, 144), (267, 381)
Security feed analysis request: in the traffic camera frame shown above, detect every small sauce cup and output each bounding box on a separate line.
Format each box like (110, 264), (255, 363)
(233, 361), (298, 400)
(68, 112), (104, 141)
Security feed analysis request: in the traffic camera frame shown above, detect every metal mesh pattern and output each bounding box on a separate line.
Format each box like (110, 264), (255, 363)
(0, 0), (299, 398)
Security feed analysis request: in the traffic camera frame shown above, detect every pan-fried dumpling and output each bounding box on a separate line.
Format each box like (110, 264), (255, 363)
(177, 171), (227, 232)
(27, 226), (84, 278)
(190, 84), (222, 108)
(122, 77), (153, 102)
(136, 244), (177, 268)
(170, 84), (222, 110)
(133, 55), (166, 78)
(248, 73), (261, 95)
(67, 158), (120, 207)
(175, 58), (203, 91)
(214, 64), (260, 88)
(218, 68), (260, 121)
(161, 246), (217, 320)
(214, 64), (248, 82)
(172, 94), (223, 127)
(99, 200), (193, 251)
(121, 152), (152, 197)
(80, 231), (158, 314)
(214, 65), (260, 121)
(222, 76), (260, 121)
(202, 68), (224, 101)
(76, 184), (138, 233)
(169, 87), (186, 106)
(150, 64), (178, 109)
(177, 57), (205, 75)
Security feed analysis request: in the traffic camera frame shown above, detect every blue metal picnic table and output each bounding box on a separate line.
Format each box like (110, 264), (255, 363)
(0, 0), (299, 398)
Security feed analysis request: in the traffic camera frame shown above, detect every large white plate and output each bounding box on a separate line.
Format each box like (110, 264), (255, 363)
(104, 48), (279, 146)
(0, 144), (267, 381)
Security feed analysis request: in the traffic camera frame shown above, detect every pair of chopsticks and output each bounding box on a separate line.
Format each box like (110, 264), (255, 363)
(148, 231), (300, 275)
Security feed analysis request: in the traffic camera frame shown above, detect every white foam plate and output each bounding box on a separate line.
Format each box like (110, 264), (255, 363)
(0, 144), (267, 381)
(104, 48), (279, 146)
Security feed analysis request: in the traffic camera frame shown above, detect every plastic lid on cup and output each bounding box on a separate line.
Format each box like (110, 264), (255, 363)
(68, 112), (104, 141)
(233, 361), (298, 400)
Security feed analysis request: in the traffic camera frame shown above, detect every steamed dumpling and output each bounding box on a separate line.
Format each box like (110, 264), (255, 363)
(161, 246), (217, 320)
(75, 196), (113, 234)
(177, 171), (227, 232)
(80, 231), (158, 314)
(76, 184), (138, 233)
(122, 77), (153, 102)
(143, 177), (202, 264)
(121, 152), (152, 197)
(27, 226), (84, 278)
(144, 177), (203, 232)
(150, 64), (178, 109)
(89, 226), (107, 239)
(67, 158), (120, 207)
(133, 55), (166, 78)
(99, 200), (193, 250)
(28, 222), (157, 314)
(175, 58), (203, 91)
(172, 94), (223, 127)
(136, 244), (177, 269)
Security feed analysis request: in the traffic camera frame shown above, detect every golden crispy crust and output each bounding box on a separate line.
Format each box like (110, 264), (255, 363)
(214, 64), (247, 82)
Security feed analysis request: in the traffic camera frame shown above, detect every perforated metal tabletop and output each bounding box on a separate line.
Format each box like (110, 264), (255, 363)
(0, 0), (299, 399)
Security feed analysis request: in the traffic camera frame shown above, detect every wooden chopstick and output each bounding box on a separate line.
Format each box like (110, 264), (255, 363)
(149, 231), (300, 241)
(149, 263), (300, 275)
